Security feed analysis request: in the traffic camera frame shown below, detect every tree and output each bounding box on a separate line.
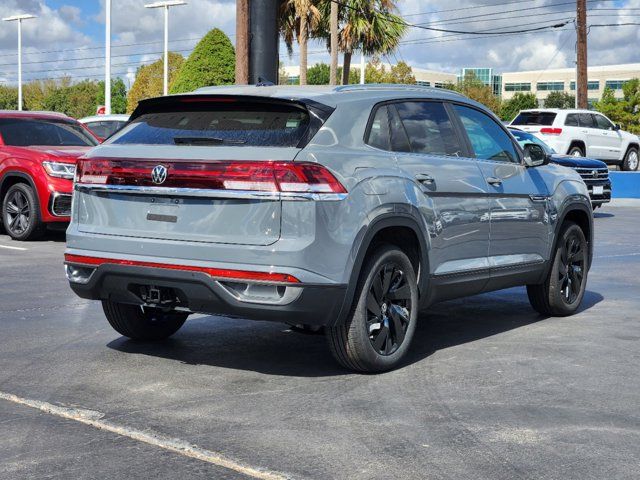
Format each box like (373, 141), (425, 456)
(308, 63), (331, 84)
(318, 0), (406, 85)
(96, 78), (128, 114)
(500, 92), (538, 121)
(170, 29), (235, 93)
(451, 72), (501, 114)
(0, 86), (18, 110)
(544, 91), (575, 109)
(280, 0), (321, 85)
(127, 52), (184, 113)
(329, 0), (338, 85)
(594, 81), (640, 134)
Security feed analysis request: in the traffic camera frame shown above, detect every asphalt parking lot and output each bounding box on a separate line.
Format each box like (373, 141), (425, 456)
(1, 206), (639, 480)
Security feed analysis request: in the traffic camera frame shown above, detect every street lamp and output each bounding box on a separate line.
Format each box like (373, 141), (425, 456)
(144, 0), (187, 96)
(2, 14), (37, 111)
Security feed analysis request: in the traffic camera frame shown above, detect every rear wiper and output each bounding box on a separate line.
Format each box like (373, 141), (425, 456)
(173, 136), (246, 145)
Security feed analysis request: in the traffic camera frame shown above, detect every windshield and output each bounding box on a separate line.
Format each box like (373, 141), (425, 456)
(511, 111), (557, 126)
(509, 129), (556, 154)
(0, 118), (98, 147)
(112, 102), (311, 147)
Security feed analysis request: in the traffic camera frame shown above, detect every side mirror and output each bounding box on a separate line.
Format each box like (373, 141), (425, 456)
(614, 124), (621, 131)
(523, 143), (549, 167)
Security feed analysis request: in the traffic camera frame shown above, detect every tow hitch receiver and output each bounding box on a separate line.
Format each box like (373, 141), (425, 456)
(139, 285), (180, 307)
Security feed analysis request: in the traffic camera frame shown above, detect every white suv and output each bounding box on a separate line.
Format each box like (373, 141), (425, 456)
(511, 109), (640, 170)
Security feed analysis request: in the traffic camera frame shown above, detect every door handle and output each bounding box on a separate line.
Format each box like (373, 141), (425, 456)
(416, 173), (435, 185)
(486, 176), (502, 187)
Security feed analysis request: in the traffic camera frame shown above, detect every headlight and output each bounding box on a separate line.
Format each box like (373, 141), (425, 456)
(42, 161), (76, 180)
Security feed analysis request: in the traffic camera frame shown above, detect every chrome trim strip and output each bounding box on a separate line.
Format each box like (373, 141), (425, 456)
(74, 183), (347, 201)
(50, 192), (73, 217)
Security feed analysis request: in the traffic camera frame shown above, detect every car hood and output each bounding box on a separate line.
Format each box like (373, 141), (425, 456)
(10, 145), (93, 164)
(549, 154), (608, 169)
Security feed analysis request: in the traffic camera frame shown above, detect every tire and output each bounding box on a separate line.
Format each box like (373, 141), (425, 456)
(527, 221), (588, 316)
(567, 145), (585, 157)
(326, 244), (419, 373)
(102, 300), (188, 341)
(2, 183), (46, 241)
(621, 147), (639, 171)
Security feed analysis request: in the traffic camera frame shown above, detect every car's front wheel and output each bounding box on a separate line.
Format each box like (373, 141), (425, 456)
(527, 221), (588, 316)
(2, 183), (46, 241)
(568, 145), (585, 157)
(621, 147), (639, 171)
(326, 244), (419, 373)
(102, 300), (188, 340)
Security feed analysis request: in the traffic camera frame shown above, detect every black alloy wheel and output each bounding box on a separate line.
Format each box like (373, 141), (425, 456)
(366, 263), (412, 356)
(559, 230), (586, 305)
(5, 188), (31, 236)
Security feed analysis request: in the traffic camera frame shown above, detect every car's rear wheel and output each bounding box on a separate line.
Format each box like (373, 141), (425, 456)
(527, 221), (588, 316)
(326, 244), (418, 373)
(621, 147), (639, 171)
(102, 300), (188, 340)
(568, 145), (585, 157)
(2, 183), (46, 241)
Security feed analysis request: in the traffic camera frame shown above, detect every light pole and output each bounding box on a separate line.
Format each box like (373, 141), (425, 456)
(144, 0), (187, 96)
(2, 14), (37, 111)
(105, 0), (111, 114)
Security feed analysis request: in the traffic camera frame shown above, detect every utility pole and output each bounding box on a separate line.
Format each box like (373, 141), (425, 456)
(236, 0), (250, 84)
(2, 14), (36, 111)
(105, 0), (111, 114)
(329, 0), (338, 86)
(576, 0), (588, 109)
(248, 0), (279, 84)
(145, 0), (187, 96)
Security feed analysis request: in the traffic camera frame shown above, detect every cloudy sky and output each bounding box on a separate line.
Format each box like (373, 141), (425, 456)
(0, 0), (637, 87)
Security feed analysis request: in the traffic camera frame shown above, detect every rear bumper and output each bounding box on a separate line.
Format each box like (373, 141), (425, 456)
(67, 262), (347, 326)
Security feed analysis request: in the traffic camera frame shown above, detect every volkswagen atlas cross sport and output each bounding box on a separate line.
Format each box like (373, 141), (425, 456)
(65, 85), (593, 372)
(0, 111), (99, 240)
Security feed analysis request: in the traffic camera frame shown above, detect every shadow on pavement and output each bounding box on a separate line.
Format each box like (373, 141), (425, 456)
(107, 288), (604, 377)
(593, 212), (615, 219)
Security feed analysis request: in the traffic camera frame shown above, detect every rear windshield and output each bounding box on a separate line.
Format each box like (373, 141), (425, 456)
(511, 111), (557, 126)
(85, 120), (127, 139)
(0, 118), (98, 147)
(112, 102), (312, 147)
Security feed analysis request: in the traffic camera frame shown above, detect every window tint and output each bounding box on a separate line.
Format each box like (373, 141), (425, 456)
(511, 111), (557, 126)
(394, 101), (462, 156)
(565, 114), (579, 126)
(594, 114), (614, 130)
(0, 118), (98, 147)
(509, 129), (556, 154)
(454, 105), (519, 163)
(365, 105), (391, 150)
(388, 105), (411, 152)
(112, 102), (311, 147)
(86, 121), (128, 139)
(578, 113), (596, 128)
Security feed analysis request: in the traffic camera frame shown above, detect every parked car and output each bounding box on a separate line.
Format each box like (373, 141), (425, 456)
(511, 108), (639, 170)
(509, 127), (611, 209)
(65, 85), (593, 372)
(0, 111), (99, 240)
(79, 114), (129, 141)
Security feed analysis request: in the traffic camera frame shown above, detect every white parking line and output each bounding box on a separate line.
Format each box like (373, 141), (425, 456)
(0, 244), (27, 251)
(0, 391), (288, 480)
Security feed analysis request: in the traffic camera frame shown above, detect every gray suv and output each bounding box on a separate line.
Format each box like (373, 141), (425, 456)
(65, 85), (593, 372)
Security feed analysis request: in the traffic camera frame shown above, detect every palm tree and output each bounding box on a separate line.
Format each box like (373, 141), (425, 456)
(318, 0), (406, 85)
(280, 0), (322, 85)
(329, 0), (339, 85)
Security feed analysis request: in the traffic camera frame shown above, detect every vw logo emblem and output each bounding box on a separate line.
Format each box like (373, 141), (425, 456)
(592, 170), (598, 179)
(151, 165), (168, 185)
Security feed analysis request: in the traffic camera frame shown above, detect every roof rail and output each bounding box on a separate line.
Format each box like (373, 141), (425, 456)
(333, 83), (464, 96)
(0, 109), (70, 117)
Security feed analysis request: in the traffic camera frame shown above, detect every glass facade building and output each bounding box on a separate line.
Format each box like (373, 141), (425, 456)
(459, 68), (503, 96)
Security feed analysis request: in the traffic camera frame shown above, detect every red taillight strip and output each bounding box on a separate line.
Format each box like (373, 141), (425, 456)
(64, 254), (300, 284)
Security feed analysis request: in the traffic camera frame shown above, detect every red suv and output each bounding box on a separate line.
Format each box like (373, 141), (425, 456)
(0, 111), (98, 240)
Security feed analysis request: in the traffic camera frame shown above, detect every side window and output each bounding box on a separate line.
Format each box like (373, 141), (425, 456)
(565, 114), (579, 127)
(394, 101), (463, 156)
(388, 105), (411, 152)
(453, 104), (519, 163)
(578, 113), (596, 128)
(365, 105), (391, 150)
(594, 114), (614, 130)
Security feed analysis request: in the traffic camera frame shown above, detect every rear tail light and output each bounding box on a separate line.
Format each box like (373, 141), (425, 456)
(75, 159), (346, 194)
(539, 127), (563, 135)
